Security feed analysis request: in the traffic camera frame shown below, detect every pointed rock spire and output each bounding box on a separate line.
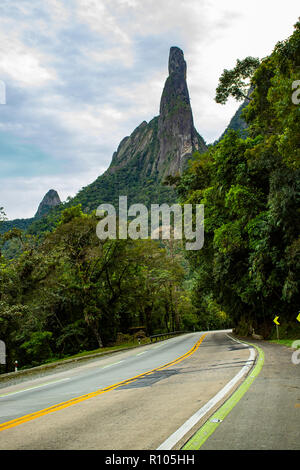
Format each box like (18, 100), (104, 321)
(98, 46), (207, 208)
(156, 47), (207, 178)
(168, 46), (187, 77)
(159, 47), (190, 118)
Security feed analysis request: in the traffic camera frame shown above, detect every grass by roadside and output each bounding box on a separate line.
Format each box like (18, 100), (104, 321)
(0, 337), (151, 378)
(1, 332), (185, 377)
(268, 339), (300, 348)
(28, 332), (185, 369)
(22, 337), (152, 369)
(48, 337), (151, 362)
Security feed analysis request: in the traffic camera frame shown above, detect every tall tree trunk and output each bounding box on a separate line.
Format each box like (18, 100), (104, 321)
(92, 326), (103, 348)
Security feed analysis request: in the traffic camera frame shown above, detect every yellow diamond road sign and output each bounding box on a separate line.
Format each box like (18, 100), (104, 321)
(297, 313), (300, 323)
(273, 316), (280, 326)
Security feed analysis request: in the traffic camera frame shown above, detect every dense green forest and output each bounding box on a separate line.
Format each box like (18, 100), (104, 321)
(0, 21), (299, 373)
(175, 20), (300, 338)
(0, 204), (230, 372)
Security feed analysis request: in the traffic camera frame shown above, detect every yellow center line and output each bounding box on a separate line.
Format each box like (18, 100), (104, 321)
(0, 333), (207, 432)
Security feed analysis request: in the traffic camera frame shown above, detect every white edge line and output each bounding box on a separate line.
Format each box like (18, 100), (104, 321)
(0, 377), (71, 398)
(156, 336), (256, 450)
(102, 360), (124, 369)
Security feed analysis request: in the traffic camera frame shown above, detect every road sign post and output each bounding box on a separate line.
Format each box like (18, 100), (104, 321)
(273, 316), (280, 340)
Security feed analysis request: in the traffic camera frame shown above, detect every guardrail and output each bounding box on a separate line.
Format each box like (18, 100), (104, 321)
(149, 331), (188, 343)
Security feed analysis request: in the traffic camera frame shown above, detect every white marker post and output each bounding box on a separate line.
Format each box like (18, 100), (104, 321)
(0, 340), (5, 365)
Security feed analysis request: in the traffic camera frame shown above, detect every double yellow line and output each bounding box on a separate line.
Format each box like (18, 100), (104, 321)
(0, 333), (207, 433)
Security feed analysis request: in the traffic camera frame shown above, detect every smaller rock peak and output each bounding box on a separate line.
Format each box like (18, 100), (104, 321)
(45, 189), (60, 198)
(35, 189), (61, 219)
(168, 47), (186, 79)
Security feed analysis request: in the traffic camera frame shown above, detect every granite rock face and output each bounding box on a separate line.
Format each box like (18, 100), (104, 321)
(156, 47), (207, 178)
(35, 189), (61, 219)
(5, 47), (207, 231)
(107, 46), (207, 183)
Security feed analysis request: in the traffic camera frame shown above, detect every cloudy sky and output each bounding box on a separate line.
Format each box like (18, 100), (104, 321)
(0, 0), (298, 219)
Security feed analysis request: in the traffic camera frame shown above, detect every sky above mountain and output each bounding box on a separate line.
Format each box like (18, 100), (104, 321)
(0, 0), (298, 219)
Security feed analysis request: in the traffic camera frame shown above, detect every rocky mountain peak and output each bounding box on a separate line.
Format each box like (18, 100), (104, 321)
(35, 189), (61, 219)
(67, 47), (208, 211)
(168, 46), (187, 78)
(156, 47), (207, 178)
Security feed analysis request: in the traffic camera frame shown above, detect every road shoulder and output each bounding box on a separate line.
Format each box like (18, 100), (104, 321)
(184, 336), (300, 450)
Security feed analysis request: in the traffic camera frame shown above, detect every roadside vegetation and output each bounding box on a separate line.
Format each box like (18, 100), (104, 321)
(1, 20), (299, 372)
(0, 205), (230, 373)
(172, 20), (300, 339)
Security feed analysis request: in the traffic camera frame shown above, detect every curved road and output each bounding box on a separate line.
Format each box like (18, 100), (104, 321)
(3, 330), (298, 451)
(0, 330), (256, 449)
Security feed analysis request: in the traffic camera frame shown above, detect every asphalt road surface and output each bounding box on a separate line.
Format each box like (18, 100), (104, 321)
(0, 330), (298, 450)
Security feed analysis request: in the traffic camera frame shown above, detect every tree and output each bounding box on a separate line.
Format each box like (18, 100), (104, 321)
(0, 201), (193, 371)
(0, 207), (7, 258)
(0, 207), (6, 223)
(215, 57), (260, 104)
(179, 21), (300, 338)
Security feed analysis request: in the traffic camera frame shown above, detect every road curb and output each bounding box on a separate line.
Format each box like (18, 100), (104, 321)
(0, 333), (188, 387)
(182, 334), (265, 450)
(0, 343), (147, 387)
(0, 333), (206, 433)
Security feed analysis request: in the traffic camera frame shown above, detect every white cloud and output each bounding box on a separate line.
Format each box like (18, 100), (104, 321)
(0, 0), (299, 219)
(0, 24), (57, 87)
(1, 168), (107, 220)
(0, 52), (55, 86)
(83, 47), (135, 68)
(75, 0), (133, 45)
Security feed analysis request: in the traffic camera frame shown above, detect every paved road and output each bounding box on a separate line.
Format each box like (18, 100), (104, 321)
(3, 331), (298, 450)
(0, 330), (253, 449)
(200, 338), (300, 450)
(0, 332), (209, 424)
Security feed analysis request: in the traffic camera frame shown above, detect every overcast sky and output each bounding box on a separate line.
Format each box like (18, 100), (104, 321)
(0, 0), (298, 219)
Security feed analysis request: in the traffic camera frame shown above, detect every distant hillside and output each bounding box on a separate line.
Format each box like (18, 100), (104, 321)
(215, 100), (248, 144)
(2, 46), (249, 236)
(0, 217), (34, 235)
(0, 189), (61, 235)
(2, 46), (208, 236)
